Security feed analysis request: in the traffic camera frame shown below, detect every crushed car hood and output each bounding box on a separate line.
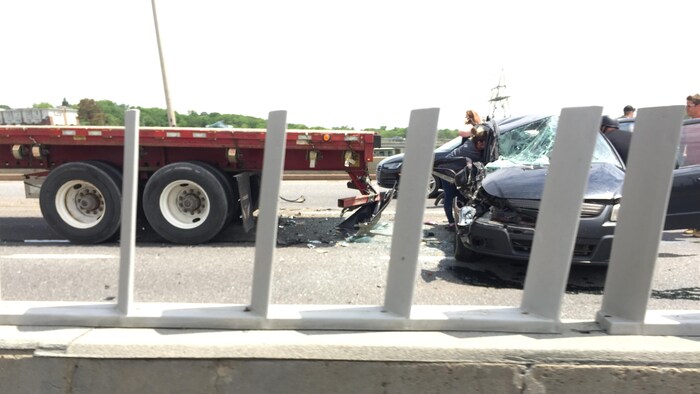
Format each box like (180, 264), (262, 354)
(482, 163), (625, 200)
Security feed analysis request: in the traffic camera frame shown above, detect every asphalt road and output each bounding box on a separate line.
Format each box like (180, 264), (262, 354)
(1, 180), (699, 320)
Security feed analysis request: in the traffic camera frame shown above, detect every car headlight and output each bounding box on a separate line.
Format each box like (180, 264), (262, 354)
(610, 203), (620, 222)
(382, 162), (402, 170)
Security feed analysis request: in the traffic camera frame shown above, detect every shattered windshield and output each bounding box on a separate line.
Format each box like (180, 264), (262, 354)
(487, 115), (622, 171)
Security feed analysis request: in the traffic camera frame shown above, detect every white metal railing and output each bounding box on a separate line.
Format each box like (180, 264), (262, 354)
(0, 106), (695, 335)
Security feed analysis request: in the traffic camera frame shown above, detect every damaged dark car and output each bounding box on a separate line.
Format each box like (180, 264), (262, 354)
(437, 116), (700, 265)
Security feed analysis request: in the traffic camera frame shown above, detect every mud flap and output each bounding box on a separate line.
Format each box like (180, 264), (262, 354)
(336, 188), (396, 237)
(234, 173), (255, 233)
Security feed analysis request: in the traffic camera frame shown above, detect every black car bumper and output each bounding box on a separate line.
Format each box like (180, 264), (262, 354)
(456, 208), (616, 264)
(376, 164), (400, 189)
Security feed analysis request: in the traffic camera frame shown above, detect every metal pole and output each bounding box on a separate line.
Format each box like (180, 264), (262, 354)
(384, 108), (440, 318)
(117, 109), (140, 315)
(250, 111), (288, 317)
(151, 0), (176, 127)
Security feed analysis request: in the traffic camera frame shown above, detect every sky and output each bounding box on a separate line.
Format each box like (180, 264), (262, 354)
(1, 0), (697, 130)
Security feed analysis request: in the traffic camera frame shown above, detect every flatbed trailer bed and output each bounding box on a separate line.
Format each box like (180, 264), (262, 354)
(0, 125), (377, 244)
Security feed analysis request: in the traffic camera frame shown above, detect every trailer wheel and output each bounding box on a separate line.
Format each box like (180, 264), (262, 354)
(39, 161), (122, 244)
(193, 162), (239, 225)
(143, 162), (230, 244)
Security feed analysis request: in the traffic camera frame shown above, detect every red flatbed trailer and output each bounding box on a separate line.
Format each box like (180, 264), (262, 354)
(0, 125), (377, 244)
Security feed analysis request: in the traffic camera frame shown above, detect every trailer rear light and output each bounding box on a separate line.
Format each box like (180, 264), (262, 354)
(322, 134), (331, 142)
(192, 132), (207, 138)
(61, 130), (76, 136)
(11, 145), (26, 159)
(166, 131), (181, 138)
(88, 130), (102, 136)
(226, 148), (238, 163)
(344, 136), (359, 142)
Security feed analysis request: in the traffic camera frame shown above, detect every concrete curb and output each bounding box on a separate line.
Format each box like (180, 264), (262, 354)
(1, 325), (699, 393)
(3, 324), (696, 365)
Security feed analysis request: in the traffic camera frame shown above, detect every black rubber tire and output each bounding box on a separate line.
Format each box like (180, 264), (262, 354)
(143, 161), (230, 244)
(454, 230), (481, 262)
(85, 161), (124, 241)
(428, 175), (441, 198)
(193, 162), (239, 225)
(39, 161), (122, 244)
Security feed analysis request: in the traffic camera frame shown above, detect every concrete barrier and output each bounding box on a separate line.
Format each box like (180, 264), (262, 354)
(1, 324), (699, 393)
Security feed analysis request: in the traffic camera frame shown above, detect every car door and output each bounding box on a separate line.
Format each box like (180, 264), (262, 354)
(666, 121), (700, 229)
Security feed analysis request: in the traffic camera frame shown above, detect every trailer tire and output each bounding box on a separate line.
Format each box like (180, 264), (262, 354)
(193, 162), (239, 225)
(39, 161), (122, 244)
(143, 161), (230, 244)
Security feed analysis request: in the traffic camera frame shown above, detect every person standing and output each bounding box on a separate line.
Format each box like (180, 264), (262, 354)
(600, 115), (632, 164)
(441, 125), (488, 231)
(683, 94), (700, 237)
(687, 94), (700, 119)
(619, 105), (636, 119)
(463, 110), (482, 137)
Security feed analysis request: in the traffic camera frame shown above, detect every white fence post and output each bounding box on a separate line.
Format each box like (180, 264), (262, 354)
(520, 107), (602, 322)
(117, 109), (140, 315)
(249, 111), (288, 317)
(597, 106), (687, 335)
(383, 108), (440, 318)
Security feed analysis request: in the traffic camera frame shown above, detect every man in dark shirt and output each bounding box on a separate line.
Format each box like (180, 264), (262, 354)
(600, 115), (632, 164)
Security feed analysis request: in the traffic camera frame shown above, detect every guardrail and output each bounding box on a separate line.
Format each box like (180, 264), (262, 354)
(0, 106), (695, 336)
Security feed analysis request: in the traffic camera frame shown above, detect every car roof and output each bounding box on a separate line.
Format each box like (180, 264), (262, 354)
(434, 114), (552, 154)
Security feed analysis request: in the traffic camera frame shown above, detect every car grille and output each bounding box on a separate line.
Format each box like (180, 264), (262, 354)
(508, 231), (598, 258)
(507, 199), (605, 218)
(375, 164), (399, 188)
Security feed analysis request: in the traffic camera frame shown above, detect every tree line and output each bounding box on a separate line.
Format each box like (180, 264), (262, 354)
(1, 99), (459, 140)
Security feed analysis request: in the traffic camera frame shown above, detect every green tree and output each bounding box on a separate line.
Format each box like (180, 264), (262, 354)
(0, 105), (10, 110)
(77, 99), (105, 125)
(25, 98), (434, 131)
(437, 129), (458, 140)
(138, 107), (169, 126)
(96, 100), (128, 125)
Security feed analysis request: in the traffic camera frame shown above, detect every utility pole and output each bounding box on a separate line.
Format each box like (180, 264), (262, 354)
(151, 0), (176, 127)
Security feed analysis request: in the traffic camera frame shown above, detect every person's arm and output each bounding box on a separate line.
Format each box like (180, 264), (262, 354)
(446, 144), (466, 159)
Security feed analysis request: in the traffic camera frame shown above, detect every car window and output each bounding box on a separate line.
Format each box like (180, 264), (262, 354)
(487, 116), (623, 169)
(435, 117), (546, 155)
(497, 117), (553, 158)
(435, 136), (463, 153)
(680, 122), (700, 167)
(618, 119), (635, 132)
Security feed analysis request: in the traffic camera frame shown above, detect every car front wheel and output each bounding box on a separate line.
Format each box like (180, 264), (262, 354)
(427, 175), (440, 198)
